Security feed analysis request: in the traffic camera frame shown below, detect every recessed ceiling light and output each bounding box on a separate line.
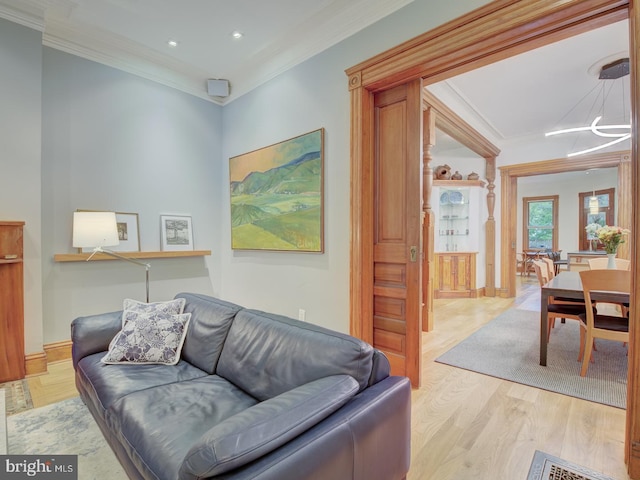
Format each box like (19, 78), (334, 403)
(231, 31), (243, 39)
(167, 40), (178, 48)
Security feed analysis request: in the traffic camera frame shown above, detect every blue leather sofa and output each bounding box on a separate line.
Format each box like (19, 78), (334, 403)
(71, 293), (411, 479)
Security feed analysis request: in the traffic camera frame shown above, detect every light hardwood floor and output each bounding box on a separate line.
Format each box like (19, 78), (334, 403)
(25, 276), (629, 479)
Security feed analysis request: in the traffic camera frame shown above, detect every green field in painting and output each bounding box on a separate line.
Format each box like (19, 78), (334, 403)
(231, 193), (321, 215)
(231, 223), (297, 250)
(230, 202), (321, 251)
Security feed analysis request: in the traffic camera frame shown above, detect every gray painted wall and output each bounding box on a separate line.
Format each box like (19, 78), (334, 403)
(0, 17), (43, 353)
(2, 0), (492, 352)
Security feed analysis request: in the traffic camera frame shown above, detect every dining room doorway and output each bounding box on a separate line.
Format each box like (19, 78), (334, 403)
(347, 0), (640, 475)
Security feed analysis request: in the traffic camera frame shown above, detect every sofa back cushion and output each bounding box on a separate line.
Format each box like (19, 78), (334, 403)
(216, 309), (374, 401)
(175, 293), (243, 374)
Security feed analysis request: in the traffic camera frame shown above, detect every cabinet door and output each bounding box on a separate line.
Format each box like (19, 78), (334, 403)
(434, 253), (475, 298)
(0, 222), (25, 382)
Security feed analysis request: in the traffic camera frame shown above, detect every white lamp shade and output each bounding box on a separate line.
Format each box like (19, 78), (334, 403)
(73, 211), (120, 248)
(589, 196), (599, 214)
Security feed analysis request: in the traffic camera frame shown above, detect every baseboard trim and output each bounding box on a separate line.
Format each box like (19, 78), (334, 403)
(24, 340), (73, 376)
(25, 352), (47, 376)
(44, 340), (72, 363)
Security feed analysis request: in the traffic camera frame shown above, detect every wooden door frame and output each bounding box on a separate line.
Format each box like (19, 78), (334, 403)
(499, 151), (631, 297)
(347, 0), (640, 476)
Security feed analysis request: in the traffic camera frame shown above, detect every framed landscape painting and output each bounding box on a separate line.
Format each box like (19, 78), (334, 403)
(229, 128), (324, 252)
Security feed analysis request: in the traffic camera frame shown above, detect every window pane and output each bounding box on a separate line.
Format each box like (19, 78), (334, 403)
(528, 228), (553, 249)
(528, 201), (553, 227)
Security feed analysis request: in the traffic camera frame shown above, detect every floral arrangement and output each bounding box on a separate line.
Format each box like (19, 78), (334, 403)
(596, 225), (630, 254)
(585, 223), (600, 239)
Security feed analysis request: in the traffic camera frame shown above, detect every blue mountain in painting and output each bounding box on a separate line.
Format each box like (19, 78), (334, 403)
(230, 151), (321, 196)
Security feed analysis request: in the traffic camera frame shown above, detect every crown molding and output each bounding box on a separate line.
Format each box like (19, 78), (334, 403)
(0, 0), (414, 105)
(0, 0), (46, 31)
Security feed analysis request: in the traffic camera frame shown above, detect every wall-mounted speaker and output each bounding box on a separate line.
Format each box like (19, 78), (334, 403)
(207, 79), (230, 97)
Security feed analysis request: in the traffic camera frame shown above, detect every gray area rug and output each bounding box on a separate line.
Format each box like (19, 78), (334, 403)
(435, 308), (627, 408)
(527, 450), (619, 480)
(7, 397), (125, 480)
(0, 379), (33, 415)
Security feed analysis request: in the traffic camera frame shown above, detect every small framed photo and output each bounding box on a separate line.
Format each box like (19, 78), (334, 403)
(160, 215), (194, 251)
(77, 210), (140, 253)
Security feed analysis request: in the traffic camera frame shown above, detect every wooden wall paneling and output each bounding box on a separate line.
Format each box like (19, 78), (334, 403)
(348, 73), (374, 344)
(626, 2), (639, 473)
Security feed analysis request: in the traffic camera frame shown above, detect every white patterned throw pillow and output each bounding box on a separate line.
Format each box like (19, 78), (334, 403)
(122, 298), (186, 319)
(102, 309), (191, 365)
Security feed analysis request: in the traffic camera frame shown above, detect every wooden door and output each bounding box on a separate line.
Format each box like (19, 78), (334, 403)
(371, 80), (423, 386)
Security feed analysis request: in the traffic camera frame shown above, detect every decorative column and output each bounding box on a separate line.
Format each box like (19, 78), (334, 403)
(422, 107), (436, 331)
(484, 156), (496, 297)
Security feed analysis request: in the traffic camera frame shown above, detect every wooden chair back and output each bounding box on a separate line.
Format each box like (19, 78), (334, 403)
(587, 257), (631, 270)
(532, 260), (549, 287)
(578, 269), (631, 376)
(541, 257), (555, 279)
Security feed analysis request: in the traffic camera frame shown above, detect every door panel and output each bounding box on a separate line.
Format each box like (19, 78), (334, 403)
(372, 80), (422, 386)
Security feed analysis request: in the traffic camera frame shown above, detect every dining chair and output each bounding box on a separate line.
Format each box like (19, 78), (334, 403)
(577, 269), (631, 376)
(586, 257), (631, 316)
(516, 253), (525, 276)
(532, 260), (587, 345)
(548, 250), (567, 275)
(541, 257), (556, 279)
(587, 257), (631, 270)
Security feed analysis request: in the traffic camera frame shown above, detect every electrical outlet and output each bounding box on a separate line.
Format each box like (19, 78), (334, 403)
(298, 309), (306, 321)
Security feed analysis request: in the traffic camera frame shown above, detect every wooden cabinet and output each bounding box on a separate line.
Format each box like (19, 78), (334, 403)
(434, 252), (477, 298)
(0, 221), (25, 382)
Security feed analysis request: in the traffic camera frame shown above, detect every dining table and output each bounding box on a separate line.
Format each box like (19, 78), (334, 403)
(539, 270), (630, 366)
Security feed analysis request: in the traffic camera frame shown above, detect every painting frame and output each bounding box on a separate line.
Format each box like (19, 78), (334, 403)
(229, 128), (324, 252)
(160, 215), (194, 251)
(77, 210), (140, 253)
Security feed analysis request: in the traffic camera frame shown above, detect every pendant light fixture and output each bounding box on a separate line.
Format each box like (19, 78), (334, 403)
(589, 192), (599, 214)
(545, 57), (631, 157)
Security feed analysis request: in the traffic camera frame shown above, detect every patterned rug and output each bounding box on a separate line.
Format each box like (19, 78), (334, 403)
(7, 397), (125, 480)
(0, 379), (33, 415)
(527, 451), (619, 480)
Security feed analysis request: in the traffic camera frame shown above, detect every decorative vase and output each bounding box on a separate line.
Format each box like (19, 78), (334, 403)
(607, 253), (617, 269)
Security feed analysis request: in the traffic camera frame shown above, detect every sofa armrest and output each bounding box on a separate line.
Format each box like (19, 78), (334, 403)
(179, 374), (359, 479)
(71, 311), (122, 369)
(216, 376), (411, 480)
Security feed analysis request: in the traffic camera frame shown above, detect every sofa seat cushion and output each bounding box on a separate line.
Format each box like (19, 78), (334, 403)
(76, 352), (208, 414)
(107, 375), (258, 480)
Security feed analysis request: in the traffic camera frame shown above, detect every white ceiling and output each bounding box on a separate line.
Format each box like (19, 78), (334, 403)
(429, 19), (631, 157)
(0, 0), (631, 155)
(0, 0), (412, 103)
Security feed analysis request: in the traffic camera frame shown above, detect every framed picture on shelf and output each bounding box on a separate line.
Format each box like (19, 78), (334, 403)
(77, 210), (140, 253)
(160, 215), (194, 251)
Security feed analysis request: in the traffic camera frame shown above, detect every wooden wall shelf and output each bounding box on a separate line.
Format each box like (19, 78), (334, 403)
(433, 179), (486, 187)
(54, 250), (211, 262)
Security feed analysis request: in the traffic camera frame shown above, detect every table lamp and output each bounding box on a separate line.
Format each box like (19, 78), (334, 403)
(72, 211), (151, 302)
